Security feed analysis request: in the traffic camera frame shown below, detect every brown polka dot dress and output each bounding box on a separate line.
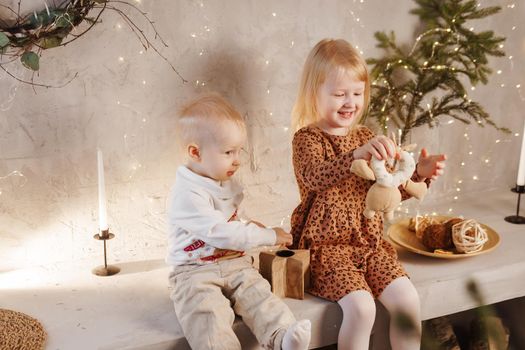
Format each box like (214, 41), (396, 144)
(291, 125), (411, 302)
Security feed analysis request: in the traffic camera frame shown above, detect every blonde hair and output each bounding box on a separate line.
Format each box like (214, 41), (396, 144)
(177, 93), (246, 147)
(291, 38), (370, 131)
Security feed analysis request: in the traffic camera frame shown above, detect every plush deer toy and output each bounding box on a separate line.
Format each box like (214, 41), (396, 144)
(350, 144), (427, 222)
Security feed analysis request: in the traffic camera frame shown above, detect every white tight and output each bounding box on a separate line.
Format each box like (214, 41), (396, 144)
(337, 277), (421, 350)
(337, 290), (376, 350)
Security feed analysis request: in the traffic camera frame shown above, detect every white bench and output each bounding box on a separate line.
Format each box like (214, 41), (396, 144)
(2, 189), (524, 349)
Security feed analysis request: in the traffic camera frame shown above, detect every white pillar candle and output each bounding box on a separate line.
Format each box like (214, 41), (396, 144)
(517, 120), (525, 186)
(97, 149), (109, 231)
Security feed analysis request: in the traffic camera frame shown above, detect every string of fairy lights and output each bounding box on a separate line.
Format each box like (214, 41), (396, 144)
(0, 171), (27, 197)
(363, 1), (524, 217)
(1, 0), (524, 225)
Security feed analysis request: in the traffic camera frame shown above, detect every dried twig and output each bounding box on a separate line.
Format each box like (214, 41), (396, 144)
(0, 0), (186, 87)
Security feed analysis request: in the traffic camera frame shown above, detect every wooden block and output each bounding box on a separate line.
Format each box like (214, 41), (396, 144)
(259, 249), (310, 300)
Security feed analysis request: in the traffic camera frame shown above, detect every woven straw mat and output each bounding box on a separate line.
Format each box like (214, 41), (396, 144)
(0, 309), (47, 350)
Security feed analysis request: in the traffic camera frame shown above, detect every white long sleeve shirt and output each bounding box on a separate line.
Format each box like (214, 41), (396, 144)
(166, 166), (277, 266)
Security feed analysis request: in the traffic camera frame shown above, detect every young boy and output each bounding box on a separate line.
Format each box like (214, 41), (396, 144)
(167, 93), (311, 350)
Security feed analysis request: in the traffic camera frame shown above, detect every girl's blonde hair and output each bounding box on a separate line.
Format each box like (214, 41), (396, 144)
(291, 38), (370, 131)
(177, 93), (246, 147)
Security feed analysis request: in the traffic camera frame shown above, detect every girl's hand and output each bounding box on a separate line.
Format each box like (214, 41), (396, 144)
(416, 148), (446, 181)
(353, 136), (397, 161)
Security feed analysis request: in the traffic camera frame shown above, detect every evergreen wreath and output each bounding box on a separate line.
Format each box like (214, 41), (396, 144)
(0, 0), (186, 87)
(365, 0), (510, 144)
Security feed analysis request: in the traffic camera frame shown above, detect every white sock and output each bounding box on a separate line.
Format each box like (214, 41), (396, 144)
(281, 319), (311, 350)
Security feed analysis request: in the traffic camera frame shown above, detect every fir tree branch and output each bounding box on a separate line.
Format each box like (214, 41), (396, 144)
(367, 0), (509, 142)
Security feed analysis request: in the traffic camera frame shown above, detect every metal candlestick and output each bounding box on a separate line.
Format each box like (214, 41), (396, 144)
(92, 229), (120, 276)
(504, 185), (525, 224)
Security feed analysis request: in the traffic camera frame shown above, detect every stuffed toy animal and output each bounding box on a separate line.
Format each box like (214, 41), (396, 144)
(350, 145), (428, 222)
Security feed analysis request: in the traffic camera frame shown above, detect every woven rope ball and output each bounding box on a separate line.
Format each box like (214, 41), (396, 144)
(0, 309), (47, 350)
(451, 219), (488, 253)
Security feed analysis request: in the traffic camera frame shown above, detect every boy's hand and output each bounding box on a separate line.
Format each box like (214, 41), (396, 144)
(416, 148), (447, 181)
(273, 227), (293, 246)
(353, 136), (397, 161)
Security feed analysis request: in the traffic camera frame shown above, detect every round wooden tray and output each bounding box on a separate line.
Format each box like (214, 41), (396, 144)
(387, 216), (500, 259)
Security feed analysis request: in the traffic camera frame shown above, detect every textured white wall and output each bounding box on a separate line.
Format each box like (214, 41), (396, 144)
(1, 0), (524, 269)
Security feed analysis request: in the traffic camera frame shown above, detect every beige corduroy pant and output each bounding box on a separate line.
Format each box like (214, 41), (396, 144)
(169, 255), (296, 350)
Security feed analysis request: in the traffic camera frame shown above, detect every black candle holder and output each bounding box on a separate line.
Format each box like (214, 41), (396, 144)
(504, 185), (525, 224)
(92, 229), (120, 276)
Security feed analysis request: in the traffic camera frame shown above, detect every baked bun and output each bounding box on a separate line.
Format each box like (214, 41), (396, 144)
(422, 224), (453, 250)
(444, 218), (463, 237)
(415, 216), (435, 240)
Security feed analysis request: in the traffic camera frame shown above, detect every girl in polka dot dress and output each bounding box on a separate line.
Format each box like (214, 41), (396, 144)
(290, 39), (446, 350)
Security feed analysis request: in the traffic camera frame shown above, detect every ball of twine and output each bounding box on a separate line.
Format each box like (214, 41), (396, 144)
(452, 219), (488, 253)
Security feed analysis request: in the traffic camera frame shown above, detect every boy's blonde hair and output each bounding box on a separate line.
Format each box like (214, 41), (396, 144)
(291, 38), (370, 131)
(177, 93), (246, 147)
